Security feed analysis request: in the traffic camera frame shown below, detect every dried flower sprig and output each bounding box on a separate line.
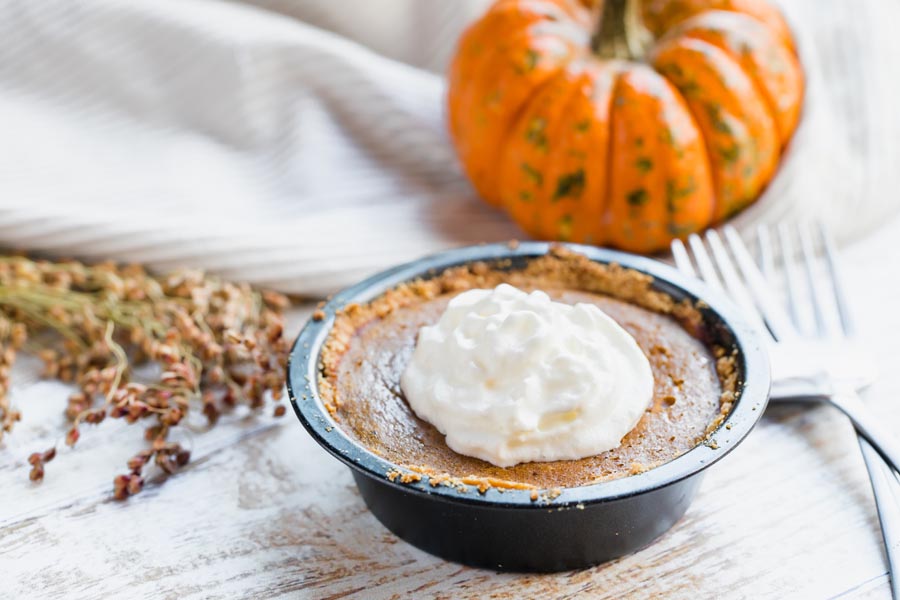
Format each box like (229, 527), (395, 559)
(0, 255), (290, 498)
(0, 315), (26, 438)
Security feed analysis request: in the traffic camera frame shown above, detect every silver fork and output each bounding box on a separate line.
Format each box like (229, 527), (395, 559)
(672, 223), (900, 598)
(672, 226), (900, 472)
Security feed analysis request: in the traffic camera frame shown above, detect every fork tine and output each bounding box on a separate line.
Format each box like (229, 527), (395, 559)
(671, 239), (696, 278)
(798, 222), (831, 338)
(687, 233), (723, 293)
(723, 226), (798, 342)
(705, 229), (770, 337)
(757, 224), (775, 282)
(818, 222), (855, 337)
(777, 223), (804, 331)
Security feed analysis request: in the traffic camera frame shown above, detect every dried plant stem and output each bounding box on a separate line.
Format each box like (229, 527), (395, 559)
(0, 255), (290, 498)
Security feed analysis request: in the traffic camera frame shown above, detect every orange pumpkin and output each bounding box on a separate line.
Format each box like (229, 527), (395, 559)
(447, 0), (803, 252)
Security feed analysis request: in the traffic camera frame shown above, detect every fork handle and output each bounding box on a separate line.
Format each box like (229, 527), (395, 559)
(859, 438), (900, 599)
(825, 391), (900, 476)
(823, 390), (900, 598)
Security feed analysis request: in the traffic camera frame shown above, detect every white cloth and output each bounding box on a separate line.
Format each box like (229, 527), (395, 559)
(0, 0), (897, 296)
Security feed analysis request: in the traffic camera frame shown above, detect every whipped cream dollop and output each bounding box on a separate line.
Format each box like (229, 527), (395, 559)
(399, 284), (654, 467)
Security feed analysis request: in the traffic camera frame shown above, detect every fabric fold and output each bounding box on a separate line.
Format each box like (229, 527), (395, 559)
(0, 0), (897, 295)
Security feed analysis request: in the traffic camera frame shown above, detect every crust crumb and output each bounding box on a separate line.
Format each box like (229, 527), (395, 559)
(651, 344), (672, 357)
(426, 472), (452, 488)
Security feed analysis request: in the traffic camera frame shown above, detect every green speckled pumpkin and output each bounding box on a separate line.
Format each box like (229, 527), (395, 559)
(447, 0), (803, 252)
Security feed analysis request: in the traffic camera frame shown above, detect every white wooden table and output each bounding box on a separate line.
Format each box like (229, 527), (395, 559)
(2, 216), (899, 599)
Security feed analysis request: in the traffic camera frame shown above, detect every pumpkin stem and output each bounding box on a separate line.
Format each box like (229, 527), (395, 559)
(590, 0), (651, 60)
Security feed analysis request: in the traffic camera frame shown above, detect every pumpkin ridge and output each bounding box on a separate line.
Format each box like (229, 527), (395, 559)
(603, 64), (714, 250)
(452, 43), (570, 203)
(448, 2), (583, 205)
(663, 11), (802, 146)
(559, 60), (619, 243)
(537, 68), (599, 240)
(501, 63), (598, 239)
(600, 69), (629, 245)
(482, 10), (598, 167)
(447, 0), (583, 206)
(651, 34), (778, 220)
(495, 62), (575, 199)
(680, 34), (780, 149)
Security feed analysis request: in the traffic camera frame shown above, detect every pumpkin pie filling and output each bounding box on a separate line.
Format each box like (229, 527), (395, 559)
(318, 247), (737, 491)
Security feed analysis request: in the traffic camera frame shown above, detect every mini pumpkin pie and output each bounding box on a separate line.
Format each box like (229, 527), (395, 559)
(318, 247), (737, 491)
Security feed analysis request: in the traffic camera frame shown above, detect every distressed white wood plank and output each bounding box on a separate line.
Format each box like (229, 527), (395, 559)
(0, 397), (892, 600)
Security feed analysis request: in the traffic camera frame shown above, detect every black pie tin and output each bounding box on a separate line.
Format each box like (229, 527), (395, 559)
(287, 242), (770, 572)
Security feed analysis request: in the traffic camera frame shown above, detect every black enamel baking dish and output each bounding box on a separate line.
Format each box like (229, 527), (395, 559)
(287, 242), (770, 572)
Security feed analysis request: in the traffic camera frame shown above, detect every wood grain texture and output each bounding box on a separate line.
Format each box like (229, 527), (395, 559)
(2, 217), (900, 599)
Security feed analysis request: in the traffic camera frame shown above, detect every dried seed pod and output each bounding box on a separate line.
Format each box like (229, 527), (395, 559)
(143, 425), (164, 443)
(175, 449), (190, 467)
(126, 475), (144, 495)
(155, 453), (177, 475)
(65, 427), (80, 447)
(29, 464), (44, 482)
(113, 474), (131, 500)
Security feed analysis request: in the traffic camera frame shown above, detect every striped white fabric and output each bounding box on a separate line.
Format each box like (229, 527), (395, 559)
(0, 0), (897, 296)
